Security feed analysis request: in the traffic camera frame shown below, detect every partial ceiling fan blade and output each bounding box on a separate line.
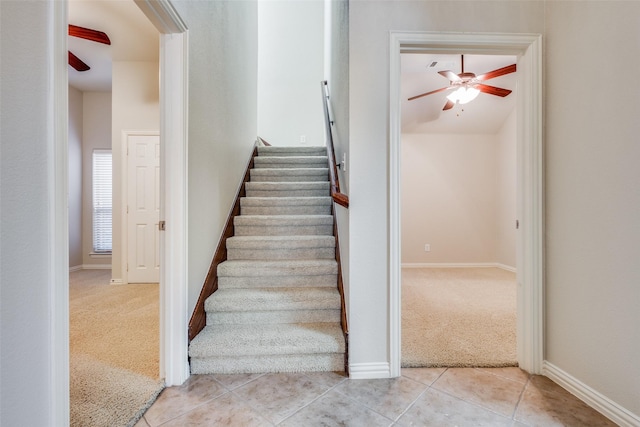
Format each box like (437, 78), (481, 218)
(69, 24), (111, 45)
(443, 99), (455, 111)
(475, 64), (516, 81)
(438, 70), (462, 82)
(476, 83), (512, 97)
(408, 86), (452, 101)
(69, 51), (90, 72)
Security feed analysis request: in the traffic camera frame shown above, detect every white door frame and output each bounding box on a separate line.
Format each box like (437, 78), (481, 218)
(389, 32), (543, 377)
(53, 2), (189, 423)
(134, 0), (190, 386)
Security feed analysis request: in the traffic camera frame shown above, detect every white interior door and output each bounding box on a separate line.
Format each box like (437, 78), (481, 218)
(127, 133), (160, 283)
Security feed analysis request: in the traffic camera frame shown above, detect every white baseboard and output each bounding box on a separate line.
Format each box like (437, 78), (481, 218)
(349, 362), (391, 379)
(402, 262), (516, 273)
(69, 265), (83, 273)
(543, 361), (640, 427)
(110, 278), (125, 285)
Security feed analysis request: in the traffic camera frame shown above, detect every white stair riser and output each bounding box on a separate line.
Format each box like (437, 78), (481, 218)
(207, 309), (341, 325)
(190, 353), (344, 375)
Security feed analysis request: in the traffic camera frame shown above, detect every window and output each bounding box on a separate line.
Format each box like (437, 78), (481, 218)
(93, 150), (112, 253)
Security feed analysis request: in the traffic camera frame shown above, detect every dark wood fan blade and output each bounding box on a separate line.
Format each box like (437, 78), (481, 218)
(69, 24), (111, 45)
(475, 64), (516, 81)
(69, 51), (90, 72)
(438, 70), (462, 82)
(408, 86), (451, 101)
(476, 83), (512, 97)
(443, 99), (455, 110)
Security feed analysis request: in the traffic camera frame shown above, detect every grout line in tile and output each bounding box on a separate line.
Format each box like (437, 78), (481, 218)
(429, 384), (515, 422)
(330, 386), (399, 425)
(510, 375), (532, 422)
(153, 389), (232, 427)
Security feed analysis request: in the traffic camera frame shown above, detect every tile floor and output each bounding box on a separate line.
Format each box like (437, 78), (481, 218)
(135, 367), (617, 426)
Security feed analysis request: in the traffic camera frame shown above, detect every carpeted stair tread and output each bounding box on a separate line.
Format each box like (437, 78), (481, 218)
(205, 287), (340, 312)
(257, 146), (326, 157)
(240, 196), (331, 216)
(253, 156), (329, 168)
(189, 323), (345, 358)
(217, 259), (337, 277)
(250, 168), (329, 182)
(190, 353), (345, 375)
(234, 215), (334, 236)
(245, 181), (329, 198)
(227, 235), (335, 260)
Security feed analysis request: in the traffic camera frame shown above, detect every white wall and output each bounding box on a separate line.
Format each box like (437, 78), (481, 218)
(544, 1), (640, 415)
(401, 133), (499, 264)
(0, 1), (62, 425)
(324, 0), (350, 318)
(258, 0), (324, 146)
(496, 110), (516, 267)
(171, 1), (258, 314)
(348, 0), (639, 417)
(111, 61), (159, 283)
(401, 112), (516, 267)
(69, 86), (84, 269)
(82, 92), (112, 267)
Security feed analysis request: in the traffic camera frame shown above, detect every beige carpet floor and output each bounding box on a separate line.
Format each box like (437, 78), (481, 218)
(402, 267), (517, 368)
(70, 270), (164, 427)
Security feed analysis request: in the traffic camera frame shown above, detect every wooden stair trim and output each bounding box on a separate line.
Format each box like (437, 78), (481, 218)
(188, 146), (258, 341)
(333, 204), (349, 375)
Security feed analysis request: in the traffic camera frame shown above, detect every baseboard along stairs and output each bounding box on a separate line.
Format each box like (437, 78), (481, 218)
(188, 145), (347, 374)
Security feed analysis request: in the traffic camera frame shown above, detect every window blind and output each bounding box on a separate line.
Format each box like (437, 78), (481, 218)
(93, 150), (112, 253)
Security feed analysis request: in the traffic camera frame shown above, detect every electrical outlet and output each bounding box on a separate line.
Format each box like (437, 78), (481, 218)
(424, 244), (431, 252)
(300, 135), (307, 144)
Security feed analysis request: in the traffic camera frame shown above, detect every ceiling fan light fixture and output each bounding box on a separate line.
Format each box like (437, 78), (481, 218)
(447, 86), (480, 105)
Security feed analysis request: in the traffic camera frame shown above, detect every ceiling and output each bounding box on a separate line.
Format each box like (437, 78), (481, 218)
(402, 53), (517, 134)
(67, 4), (516, 134)
(68, 0), (159, 92)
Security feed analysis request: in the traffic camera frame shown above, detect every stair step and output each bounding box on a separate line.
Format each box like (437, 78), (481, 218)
(234, 215), (333, 236)
(240, 197), (331, 216)
(217, 259), (337, 288)
(257, 146), (326, 157)
(250, 168), (329, 182)
(227, 235), (335, 260)
(253, 156), (328, 169)
(189, 322), (345, 374)
(190, 352), (345, 375)
(245, 181), (329, 197)
(205, 287), (341, 324)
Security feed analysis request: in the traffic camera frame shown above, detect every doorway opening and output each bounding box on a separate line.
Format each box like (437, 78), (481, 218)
(400, 52), (518, 368)
(389, 32), (543, 378)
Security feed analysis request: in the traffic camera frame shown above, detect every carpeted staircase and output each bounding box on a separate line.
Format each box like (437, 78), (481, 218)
(189, 145), (346, 374)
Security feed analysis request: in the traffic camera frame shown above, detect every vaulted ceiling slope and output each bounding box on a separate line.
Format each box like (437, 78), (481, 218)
(68, 0), (159, 92)
(402, 54), (517, 134)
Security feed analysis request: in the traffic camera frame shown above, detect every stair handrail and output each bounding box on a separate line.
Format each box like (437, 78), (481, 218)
(321, 81), (349, 209)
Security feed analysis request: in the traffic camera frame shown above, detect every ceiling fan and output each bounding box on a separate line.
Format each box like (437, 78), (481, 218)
(408, 55), (516, 111)
(68, 24), (111, 72)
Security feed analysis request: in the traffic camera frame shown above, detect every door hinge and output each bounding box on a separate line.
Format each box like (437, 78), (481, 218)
(159, 220), (166, 231)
